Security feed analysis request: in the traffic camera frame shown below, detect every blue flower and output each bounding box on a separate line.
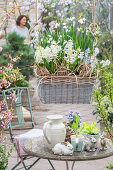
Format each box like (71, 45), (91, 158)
(78, 115), (82, 123)
(69, 113), (73, 117)
(76, 112), (80, 115)
(69, 116), (73, 122)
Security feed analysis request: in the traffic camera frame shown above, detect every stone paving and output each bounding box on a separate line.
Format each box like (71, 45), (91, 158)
(6, 103), (113, 170)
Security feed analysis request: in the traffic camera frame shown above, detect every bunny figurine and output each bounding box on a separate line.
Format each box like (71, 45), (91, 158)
(84, 136), (97, 152)
(52, 142), (73, 155)
(99, 135), (107, 151)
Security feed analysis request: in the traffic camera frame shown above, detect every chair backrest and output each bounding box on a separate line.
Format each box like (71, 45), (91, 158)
(2, 87), (34, 141)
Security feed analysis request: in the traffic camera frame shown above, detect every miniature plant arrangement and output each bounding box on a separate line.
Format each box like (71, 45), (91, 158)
(65, 111), (82, 143)
(65, 111), (84, 151)
(0, 63), (29, 90)
(80, 122), (99, 139)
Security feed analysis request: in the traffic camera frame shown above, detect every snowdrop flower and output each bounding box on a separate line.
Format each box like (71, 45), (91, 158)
(77, 27), (82, 32)
(69, 17), (75, 21)
(78, 18), (86, 24)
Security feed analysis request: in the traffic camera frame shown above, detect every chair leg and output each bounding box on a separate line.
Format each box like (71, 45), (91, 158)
(48, 159), (55, 170)
(11, 157), (27, 170)
(21, 159), (28, 170)
(11, 157), (41, 170)
(27, 158), (40, 169)
(11, 160), (22, 170)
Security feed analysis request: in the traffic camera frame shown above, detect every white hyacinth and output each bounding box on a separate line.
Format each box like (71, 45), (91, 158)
(35, 41), (61, 63)
(64, 40), (84, 64)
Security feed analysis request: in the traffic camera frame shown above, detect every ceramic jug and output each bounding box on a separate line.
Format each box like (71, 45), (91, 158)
(43, 114), (66, 148)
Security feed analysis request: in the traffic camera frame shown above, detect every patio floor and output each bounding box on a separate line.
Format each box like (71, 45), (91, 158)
(6, 103), (113, 170)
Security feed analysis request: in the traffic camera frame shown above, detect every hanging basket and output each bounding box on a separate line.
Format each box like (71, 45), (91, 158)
(36, 75), (96, 104)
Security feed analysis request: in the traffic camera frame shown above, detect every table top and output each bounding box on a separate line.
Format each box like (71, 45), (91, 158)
(23, 136), (113, 161)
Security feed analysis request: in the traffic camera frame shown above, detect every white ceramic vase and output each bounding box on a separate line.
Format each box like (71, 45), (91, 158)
(43, 115), (66, 148)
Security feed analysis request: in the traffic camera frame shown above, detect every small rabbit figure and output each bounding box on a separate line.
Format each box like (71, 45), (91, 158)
(99, 135), (107, 151)
(84, 136), (97, 152)
(52, 142), (73, 155)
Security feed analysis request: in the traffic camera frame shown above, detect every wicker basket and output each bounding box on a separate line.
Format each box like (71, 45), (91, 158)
(37, 76), (96, 104)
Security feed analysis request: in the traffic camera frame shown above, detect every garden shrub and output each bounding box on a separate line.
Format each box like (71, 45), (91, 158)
(0, 32), (35, 80)
(97, 32), (113, 62)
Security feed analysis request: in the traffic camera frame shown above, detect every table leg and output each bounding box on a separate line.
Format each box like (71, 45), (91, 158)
(66, 161), (69, 170)
(71, 161), (75, 170)
(65, 161), (76, 170)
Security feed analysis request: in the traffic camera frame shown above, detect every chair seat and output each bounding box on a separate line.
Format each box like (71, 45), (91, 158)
(14, 129), (43, 156)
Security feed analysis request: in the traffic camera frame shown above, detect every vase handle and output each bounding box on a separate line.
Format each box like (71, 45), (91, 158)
(43, 121), (51, 144)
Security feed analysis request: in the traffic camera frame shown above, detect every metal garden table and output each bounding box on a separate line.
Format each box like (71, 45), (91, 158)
(23, 136), (113, 170)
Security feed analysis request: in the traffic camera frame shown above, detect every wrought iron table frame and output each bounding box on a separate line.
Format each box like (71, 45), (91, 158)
(23, 136), (113, 170)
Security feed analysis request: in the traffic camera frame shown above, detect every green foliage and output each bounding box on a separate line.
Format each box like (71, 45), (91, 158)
(0, 65), (29, 90)
(38, 26), (94, 53)
(0, 32), (35, 80)
(0, 136), (14, 170)
(93, 72), (113, 122)
(72, 115), (80, 137)
(97, 33), (113, 62)
(35, 26), (96, 75)
(93, 72), (113, 142)
(80, 122), (99, 135)
(106, 163), (113, 169)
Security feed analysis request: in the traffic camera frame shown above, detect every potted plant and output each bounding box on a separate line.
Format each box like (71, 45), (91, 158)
(34, 25), (99, 104)
(80, 122), (100, 139)
(65, 111), (84, 151)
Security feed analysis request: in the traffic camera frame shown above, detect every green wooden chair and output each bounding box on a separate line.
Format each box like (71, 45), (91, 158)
(2, 87), (55, 170)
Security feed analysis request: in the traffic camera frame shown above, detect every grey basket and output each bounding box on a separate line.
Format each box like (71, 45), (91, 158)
(38, 83), (94, 104)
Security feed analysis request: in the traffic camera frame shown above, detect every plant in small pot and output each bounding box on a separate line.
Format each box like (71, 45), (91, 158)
(65, 111), (81, 143)
(80, 122), (100, 140)
(67, 112), (84, 152)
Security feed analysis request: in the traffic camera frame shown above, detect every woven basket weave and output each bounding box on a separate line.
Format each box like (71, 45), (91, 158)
(37, 76), (96, 104)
